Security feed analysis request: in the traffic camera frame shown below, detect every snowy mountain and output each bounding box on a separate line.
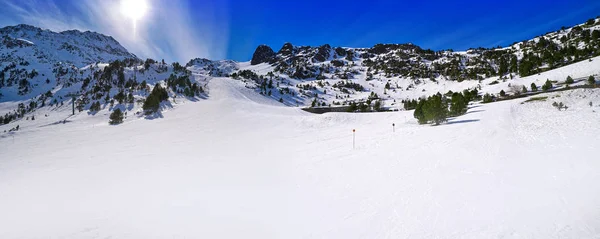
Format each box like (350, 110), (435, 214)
(236, 16), (600, 108)
(0, 25), (217, 127)
(0, 24), (138, 99)
(1, 24), (136, 66)
(1, 17), (600, 130)
(2, 16), (600, 239)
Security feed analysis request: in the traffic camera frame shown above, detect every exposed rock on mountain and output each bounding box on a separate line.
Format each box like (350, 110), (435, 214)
(250, 45), (276, 65)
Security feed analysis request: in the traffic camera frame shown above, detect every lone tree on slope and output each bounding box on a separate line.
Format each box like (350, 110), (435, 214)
(109, 109), (124, 125)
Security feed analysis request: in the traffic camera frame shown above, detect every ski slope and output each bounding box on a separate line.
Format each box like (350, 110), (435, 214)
(1, 78), (600, 238)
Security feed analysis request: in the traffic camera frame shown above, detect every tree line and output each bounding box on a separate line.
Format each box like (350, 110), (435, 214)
(412, 89), (477, 125)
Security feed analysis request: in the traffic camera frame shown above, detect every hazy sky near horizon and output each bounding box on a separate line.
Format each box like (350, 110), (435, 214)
(1, 0), (599, 63)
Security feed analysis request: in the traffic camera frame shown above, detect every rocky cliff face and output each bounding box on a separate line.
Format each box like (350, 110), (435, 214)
(250, 45), (276, 65)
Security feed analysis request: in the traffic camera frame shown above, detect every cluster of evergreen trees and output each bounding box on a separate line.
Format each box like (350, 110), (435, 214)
(413, 91), (472, 125)
(404, 89), (478, 111)
(142, 84), (169, 114)
(231, 70), (259, 80)
(89, 101), (101, 112)
(0, 100), (39, 125)
(413, 94), (447, 125)
(166, 74), (202, 97)
(346, 99), (383, 112)
(332, 81), (364, 91)
(259, 79), (274, 95)
(403, 99), (419, 110)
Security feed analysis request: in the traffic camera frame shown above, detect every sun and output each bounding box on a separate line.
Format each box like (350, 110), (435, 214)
(121, 0), (148, 21)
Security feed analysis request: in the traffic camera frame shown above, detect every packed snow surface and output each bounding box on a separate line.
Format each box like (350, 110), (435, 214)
(1, 78), (600, 238)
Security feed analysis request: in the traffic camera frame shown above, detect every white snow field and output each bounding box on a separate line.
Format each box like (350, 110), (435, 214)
(1, 78), (600, 238)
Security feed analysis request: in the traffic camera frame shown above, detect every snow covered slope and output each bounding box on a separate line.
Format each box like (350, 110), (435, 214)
(0, 24), (138, 101)
(1, 78), (599, 238)
(233, 17), (600, 108)
(1, 24), (136, 67)
(1, 17), (600, 238)
(2, 17), (600, 132)
(0, 25), (217, 129)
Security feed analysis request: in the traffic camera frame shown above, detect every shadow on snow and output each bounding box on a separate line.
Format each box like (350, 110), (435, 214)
(446, 119), (481, 125)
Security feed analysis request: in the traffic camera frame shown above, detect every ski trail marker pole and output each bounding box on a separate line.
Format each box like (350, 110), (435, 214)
(393, 123), (395, 133)
(353, 129), (356, 149)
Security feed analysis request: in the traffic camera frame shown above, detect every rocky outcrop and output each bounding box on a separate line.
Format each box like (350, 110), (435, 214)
(313, 44), (331, 62)
(250, 45), (276, 65)
(278, 43), (294, 56)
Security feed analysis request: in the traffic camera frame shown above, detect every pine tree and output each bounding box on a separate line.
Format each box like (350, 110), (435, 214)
(519, 58), (533, 76)
(483, 93), (493, 103)
(499, 90), (506, 97)
(593, 30), (600, 40)
(127, 93), (134, 104)
(566, 76), (574, 84)
(347, 102), (358, 112)
(109, 109), (124, 125)
(114, 91), (126, 104)
(498, 57), (508, 75)
(531, 83), (538, 92)
(359, 103), (369, 112)
(450, 93), (468, 116)
(542, 79), (553, 91)
(588, 75), (596, 85)
(522, 85), (528, 93)
(424, 94), (447, 125)
(373, 100), (382, 112)
(509, 55), (518, 73)
(413, 100), (426, 124)
(142, 84), (168, 113)
(89, 101), (101, 112)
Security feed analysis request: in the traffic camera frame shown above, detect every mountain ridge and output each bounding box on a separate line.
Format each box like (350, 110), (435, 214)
(1, 16), (599, 128)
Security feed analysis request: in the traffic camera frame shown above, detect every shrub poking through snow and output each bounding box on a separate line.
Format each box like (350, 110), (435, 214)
(552, 102), (568, 111)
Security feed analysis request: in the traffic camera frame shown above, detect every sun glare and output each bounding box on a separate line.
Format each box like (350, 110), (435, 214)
(121, 0), (148, 21)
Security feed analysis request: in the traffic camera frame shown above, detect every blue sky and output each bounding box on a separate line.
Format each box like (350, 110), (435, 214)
(1, 0), (600, 63)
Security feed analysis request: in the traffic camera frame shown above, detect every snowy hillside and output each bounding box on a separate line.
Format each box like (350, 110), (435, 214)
(0, 24), (138, 99)
(2, 17), (600, 133)
(1, 77), (600, 238)
(1, 24), (136, 67)
(1, 16), (600, 238)
(233, 16), (600, 109)
(0, 25), (223, 129)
